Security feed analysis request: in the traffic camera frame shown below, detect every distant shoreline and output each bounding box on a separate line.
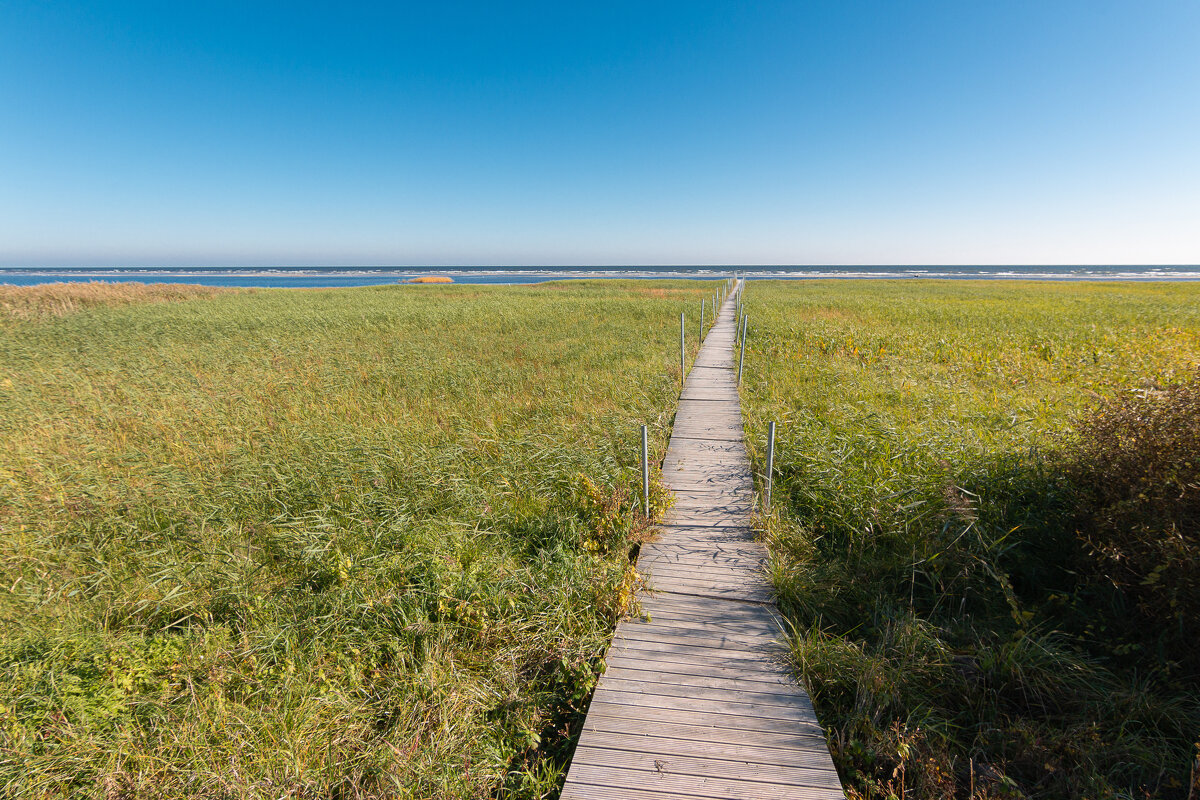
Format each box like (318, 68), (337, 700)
(1, 265), (1199, 289)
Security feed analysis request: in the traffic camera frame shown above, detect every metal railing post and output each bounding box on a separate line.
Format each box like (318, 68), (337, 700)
(737, 315), (748, 385)
(641, 424), (649, 516)
(765, 420), (776, 512)
(680, 312), (686, 387)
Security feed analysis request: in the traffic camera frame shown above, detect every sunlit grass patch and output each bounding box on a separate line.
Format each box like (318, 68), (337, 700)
(0, 281), (241, 321)
(0, 279), (714, 798)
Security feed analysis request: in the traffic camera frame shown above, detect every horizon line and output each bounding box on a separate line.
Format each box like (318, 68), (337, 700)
(3, 263), (1199, 270)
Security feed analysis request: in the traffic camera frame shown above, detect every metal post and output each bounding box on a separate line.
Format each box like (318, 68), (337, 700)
(765, 421), (776, 511)
(641, 425), (649, 516)
(680, 312), (685, 387)
(737, 315), (748, 385)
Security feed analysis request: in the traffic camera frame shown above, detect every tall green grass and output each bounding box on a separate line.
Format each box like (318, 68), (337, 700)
(739, 280), (1200, 799)
(0, 280), (711, 799)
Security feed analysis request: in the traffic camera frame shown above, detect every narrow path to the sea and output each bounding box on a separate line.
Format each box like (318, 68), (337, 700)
(560, 283), (844, 799)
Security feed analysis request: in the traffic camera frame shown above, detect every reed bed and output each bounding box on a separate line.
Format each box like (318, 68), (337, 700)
(739, 280), (1200, 799)
(0, 281), (240, 321)
(0, 279), (713, 799)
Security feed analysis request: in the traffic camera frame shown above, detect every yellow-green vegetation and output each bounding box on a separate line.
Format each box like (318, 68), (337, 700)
(739, 280), (1200, 799)
(0, 281), (240, 321)
(0, 280), (716, 799)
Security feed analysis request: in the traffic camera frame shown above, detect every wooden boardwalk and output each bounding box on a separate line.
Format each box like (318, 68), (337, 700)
(560, 284), (844, 799)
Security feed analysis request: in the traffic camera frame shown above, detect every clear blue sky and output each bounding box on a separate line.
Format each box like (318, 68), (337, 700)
(2, 1), (1198, 266)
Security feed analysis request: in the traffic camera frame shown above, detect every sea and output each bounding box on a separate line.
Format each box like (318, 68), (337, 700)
(1, 265), (1198, 288)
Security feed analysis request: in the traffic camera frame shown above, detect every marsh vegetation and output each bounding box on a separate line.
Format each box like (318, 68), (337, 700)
(0, 280), (715, 799)
(6, 277), (1197, 799)
(740, 280), (1200, 799)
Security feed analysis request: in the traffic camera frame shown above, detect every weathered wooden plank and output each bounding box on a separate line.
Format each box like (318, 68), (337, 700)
(625, 605), (781, 634)
(670, 419), (746, 429)
(635, 594), (781, 619)
(667, 474), (748, 489)
(639, 542), (763, 558)
(641, 543), (759, 556)
(568, 746), (843, 789)
(613, 623), (783, 654)
(645, 530), (757, 544)
(643, 535), (756, 547)
(629, 606), (779, 633)
(633, 599), (783, 630)
(609, 623), (788, 659)
(669, 426), (745, 435)
(668, 434), (746, 445)
(643, 575), (772, 598)
(609, 627), (787, 662)
(638, 545), (762, 562)
(641, 557), (768, 579)
(589, 685), (818, 723)
(572, 730), (830, 769)
(562, 779), (838, 800)
(659, 463), (750, 474)
(581, 699), (827, 741)
(664, 510), (755, 524)
(600, 659), (794, 689)
(659, 520), (756, 532)
(640, 558), (765, 576)
(675, 403), (743, 415)
(659, 491), (753, 503)
(668, 492), (754, 505)
(658, 523), (758, 536)
(638, 558), (767, 576)
(604, 638), (791, 674)
(672, 418), (745, 430)
(583, 697), (815, 736)
(618, 620), (780, 651)
(642, 584), (773, 604)
(649, 522), (756, 534)
(667, 475), (752, 487)
(657, 477), (751, 489)
(641, 578), (769, 598)
(668, 500), (754, 512)
(644, 535), (759, 548)
(642, 581), (771, 604)
(640, 542), (760, 557)
(596, 668), (792, 697)
(597, 675), (818, 712)
(639, 575), (768, 594)
(625, 611), (780, 640)
(664, 439), (744, 453)
(575, 729), (831, 768)
(563, 763), (842, 800)
(668, 499), (754, 512)
(639, 564), (766, 582)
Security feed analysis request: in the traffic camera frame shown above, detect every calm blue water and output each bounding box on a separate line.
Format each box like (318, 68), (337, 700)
(2, 265), (1198, 288)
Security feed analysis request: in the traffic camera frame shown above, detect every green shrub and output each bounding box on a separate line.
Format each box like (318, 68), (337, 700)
(1068, 373), (1200, 675)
